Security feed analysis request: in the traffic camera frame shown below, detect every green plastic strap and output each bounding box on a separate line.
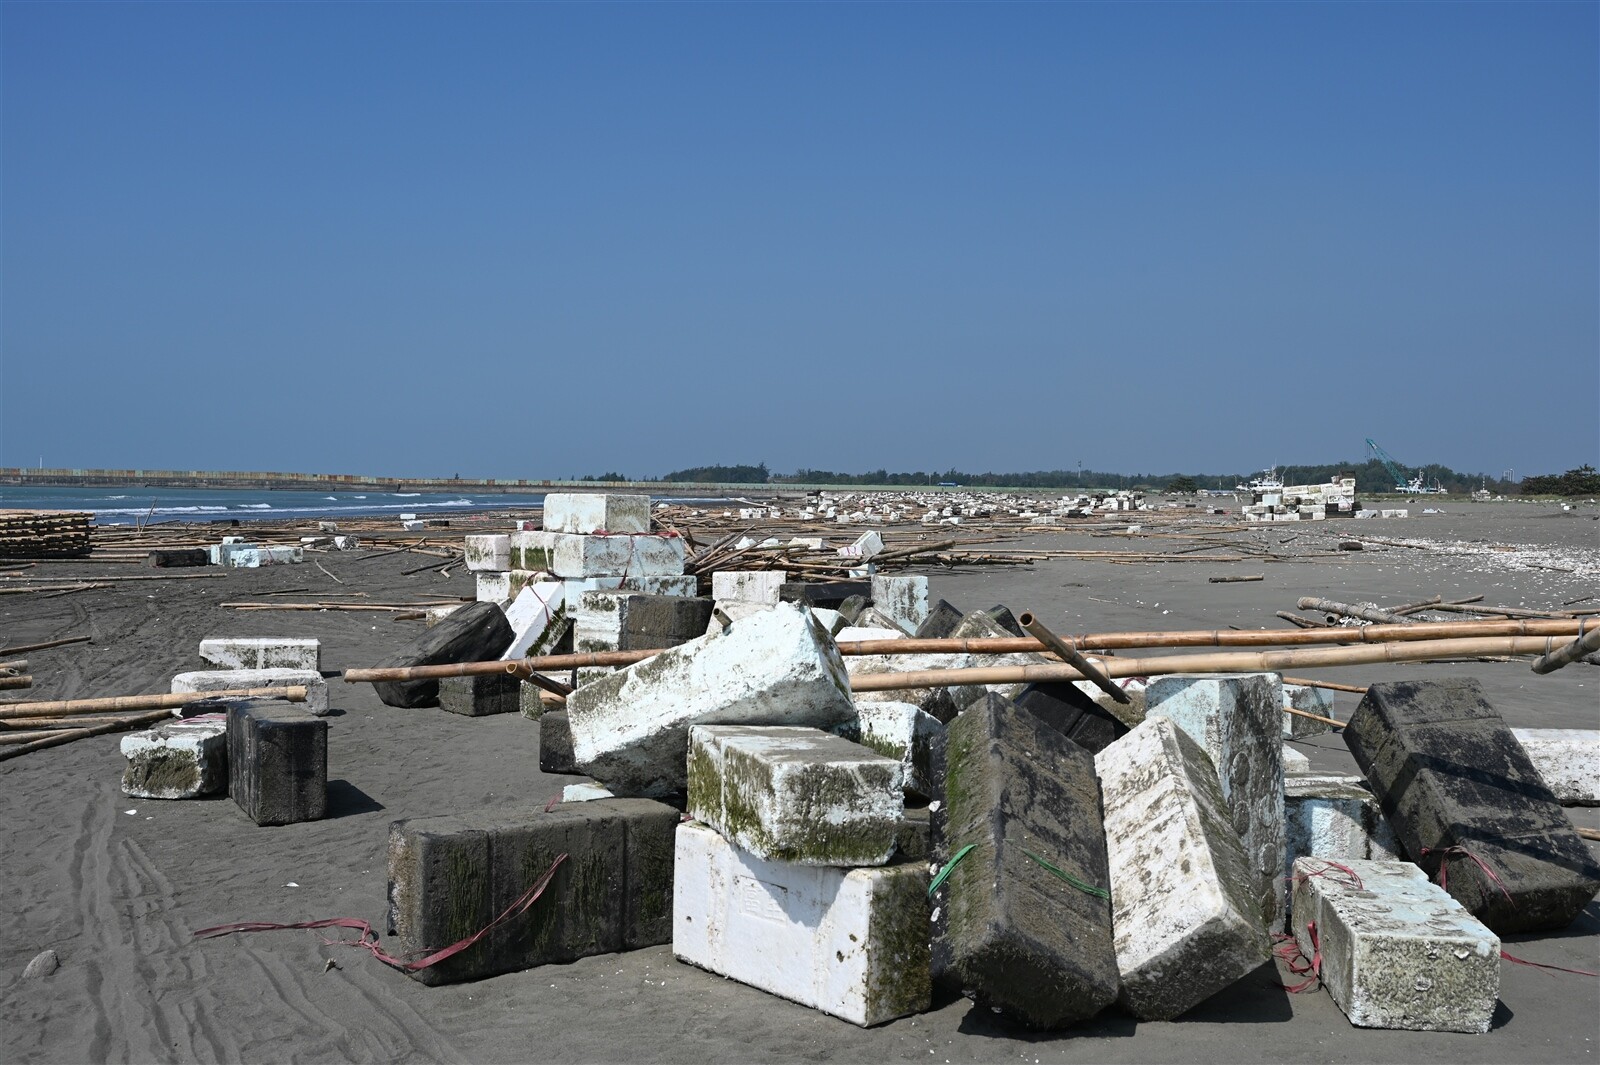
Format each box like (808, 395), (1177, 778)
(928, 843), (976, 897)
(1021, 848), (1111, 900)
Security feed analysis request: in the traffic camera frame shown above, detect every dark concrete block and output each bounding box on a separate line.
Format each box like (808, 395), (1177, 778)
(147, 548), (209, 568)
(837, 595), (867, 625)
(227, 699), (327, 826)
(373, 601), (514, 708)
(914, 599), (965, 639)
(1013, 682), (1129, 754)
(931, 694), (1118, 1028)
(780, 581), (871, 610)
(981, 605), (1024, 637)
(386, 797), (679, 985)
(540, 710), (578, 774)
(438, 673), (521, 717)
(1344, 678), (1600, 933)
(619, 594), (715, 650)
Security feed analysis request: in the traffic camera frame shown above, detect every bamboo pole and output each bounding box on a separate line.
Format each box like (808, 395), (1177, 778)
(1577, 826), (1600, 843)
(1297, 597), (1414, 626)
(1425, 602), (1575, 621)
(844, 636), (1560, 693)
(0, 660), (28, 674)
(1209, 575), (1265, 583)
(0, 685), (307, 721)
(1281, 675), (1367, 695)
(0, 729), (76, 746)
(1018, 612), (1128, 705)
(0, 675), (34, 690)
(0, 635), (91, 656)
(1530, 627), (1600, 675)
(0, 709), (176, 763)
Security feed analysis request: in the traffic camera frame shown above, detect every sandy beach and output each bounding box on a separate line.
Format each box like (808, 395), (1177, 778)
(2, 500), (1596, 1064)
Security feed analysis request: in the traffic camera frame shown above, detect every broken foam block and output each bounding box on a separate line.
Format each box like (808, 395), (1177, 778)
(198, 637), (320, 671)
(121, 716), (228, 799)
(1282, 682), (1337, 738)
(1511, 728), (1600, 806)
(1282, 774), (1402, 888)
(227, 699), (327, 826)
(172, 668), (329, 716)
(1013, 681), (1129, 755)
(463, 534), (512, 572)
(854, 701), (945, 800)
(711, 570), (786, 605)
(539, 710), (578, 774)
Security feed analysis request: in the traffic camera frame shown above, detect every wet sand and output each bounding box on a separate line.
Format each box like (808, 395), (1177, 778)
(2, 500), (1596, 1063)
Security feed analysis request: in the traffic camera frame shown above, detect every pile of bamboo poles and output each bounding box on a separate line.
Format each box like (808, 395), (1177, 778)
(0, 686), (309, 762)
(0, 509), (92, 559)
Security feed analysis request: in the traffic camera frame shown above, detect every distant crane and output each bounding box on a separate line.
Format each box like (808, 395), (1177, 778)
(1365, 438), (1445, 494)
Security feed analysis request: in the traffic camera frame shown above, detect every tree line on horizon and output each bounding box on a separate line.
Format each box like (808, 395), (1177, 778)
(581, 460), (1584, 495)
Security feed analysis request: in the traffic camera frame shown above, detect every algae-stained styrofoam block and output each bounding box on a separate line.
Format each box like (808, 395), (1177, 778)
(172, 669), (329, 716)
(500, 582), (568, 660)
(855, 701), (944, 800)
(870, 575), (929, 635)
(199, 637), (321, 671)
(227, 699), (327, 826)
(387, 798), (679, 985)
(1511, 728), (1600, 806)
(1146, 673), (1286, 931)
(1291, 858), (1499, 1033)
(687, 726), (903, 865)
(673, 821), (930, 1027)
(463, 534), (512, 572)
(576, 591), (714, 654)
(372, 601), (514, 709)
(541, 493), (651, 535)
(567, 603), (856, 797)
(1282, 774), (1402, 887)
(1342, 678), (1600, 933)
(512, 531), (685, 578)
(121, 717), (228, 799)
(931, 694), (1118, 1028)
(1095, 717), (1269, 1020)
(476, 570), (512, 604)
(1282, 682), (1337, 739)
(539, 710), (578, 774)
(437, 673), (521, 717)
(853, 606), (910, 635)
(711, 570), (786, 605)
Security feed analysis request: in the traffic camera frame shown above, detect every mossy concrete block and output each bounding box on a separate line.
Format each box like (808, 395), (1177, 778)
(1511, 728), (1600, 806)
(199, 637), (320, 671)
(372, 601), (514, 709)
(687, 726), (903, 866)
(779, 581), (871, 610)
(853, 606), (910, 635)
(1283, 774), (1402, 888)
(121, 717), (228, 799)
(539, 711), (578, 774)
(672, 821), (931, 1027)
(1291, 858), (1499, 1033)
(896, 805), (932, 861)
(386, 798), (678, 986)
(1282, 683), (1337, 739)
(173, 668), (329, 716)
(463, 534), (511, 571)
(438, 673), (521, 717)
(931, 694), (1118, 1029)
(567, 603), (856, 797)
(511, 531), (685, 579)
(1146, 673), (1286, 931)
(948, 608), (1051, 711)
(712, 570), (786, 605)
(1095, 717), (1268, 1021)
(226, 700), (327, 826)
(912, 599), (964, 639)
(541, 493), (651, 535)
(1343, 678), (1600, 933)
(854, 701), (944, 800)
(870, 575), (929, 635)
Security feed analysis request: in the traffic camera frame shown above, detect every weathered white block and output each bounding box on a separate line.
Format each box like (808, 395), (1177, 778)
(1096, 717), (1269, 1020)
(476, 570), (512, 604)
(567, 603), (857, 797)
(711, 570), (786, 605)
(198, 637), (320, 672)
(511, 531), (685, 578)
(560, 574), (698, 602)
(425, 603), (466, 627)
(1291, 858), (1499, 1033)
(463, 534), (511, 572)
(837, 530), (884, 560)
(870, 575), (929, 634)
(1511, 728), (1600, 805)
(834, 626), (907, 643)
(500, 582), (568, 659)
(1282, 744), (1312, 774)
(673, 822), (930, 1027)
(171, 669), (329, 716)
(120, 716), (228, 799)
(809, 607), (847, 636)
(217, 544), (303, 568)
(541, 493), (651, 535)
(853, 701), (943, 800)
(687, 726), (903, 865)
(1283, 774), (1402, 888)
(1282, 682), (1337, 739)
(561, 782), (616, 803)
(703, 599), (774, 634)
(852, 606), (909, 635)
(1146, 673), (1286, 931)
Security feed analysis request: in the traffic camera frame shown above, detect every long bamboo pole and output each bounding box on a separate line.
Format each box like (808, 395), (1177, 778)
(0, 709), (177, 763)
(0, 685), (308, 721)
(0, 729), (77, 745)
(845, 636), (1559, 692)
(0, 635), (91, 656)
(1530, 627), (1600, 675)
(1297, 597), (1414, 626)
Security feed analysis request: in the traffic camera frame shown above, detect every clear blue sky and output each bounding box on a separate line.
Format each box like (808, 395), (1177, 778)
(2, 2), (1595, 480)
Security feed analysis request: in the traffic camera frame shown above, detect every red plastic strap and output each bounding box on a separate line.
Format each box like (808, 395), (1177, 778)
(1420, 845), (1516, 907)
(1273, 921), (1322, 993)
(193, 853), (568, 973)
(1285, 858), (1364, 891)
(1500, 950), (1599, 978)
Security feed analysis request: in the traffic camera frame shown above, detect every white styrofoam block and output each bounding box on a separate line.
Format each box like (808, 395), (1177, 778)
(500, 582), (568, 660)
(1145, 673), (1286, 931)
(870, 575), (929, 634)
(561, 574), (697, 602)
(836, 530), (884, 560)
(511, 531), (685, 578)
(833, 626), (908, 643)
(1282, 682), (1337, 739)
(218, 544), (303, 568)
(852, 607), (909, 636)
(687, 726), (903, 865)
(425, 604), (466, 627)
(711, 570), (786, 605)
(476, 570), (512, 604)
(1283, 774), (1402, 889)
(463, 534), (512, 572)
(853, 701), (943, 800)
(1096, 717), (1269, 1020)
(1282, 745), (1312, 774)
(198, 637), (320, 672)
(672, 822), (930, 1027)
(170, 669), (329, 715)
(120, 716), (228, 799)
(560, 782), (616, 803)
(567, 602), (856, 797)
(541, 493), (651, 535)
(809, 608), (847, 636)
(1511, 728), (1600, 805)
(1291, 859), (1499, 1033)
